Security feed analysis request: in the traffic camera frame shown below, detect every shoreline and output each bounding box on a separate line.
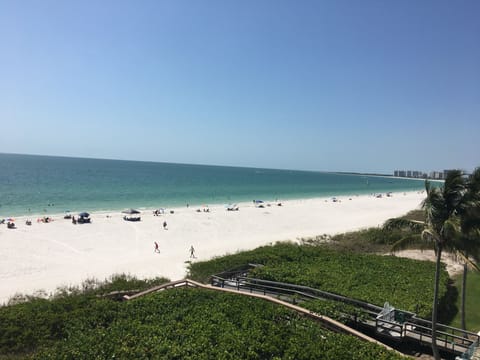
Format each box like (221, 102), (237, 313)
(0, 191), (425, 304)
(3, 188), (425, 219)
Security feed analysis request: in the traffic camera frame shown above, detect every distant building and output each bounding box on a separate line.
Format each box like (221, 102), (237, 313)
(393, 169), (455, 179)
(429, 171), (443, 180)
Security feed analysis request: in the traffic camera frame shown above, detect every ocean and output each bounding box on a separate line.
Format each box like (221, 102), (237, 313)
(0, 153), (426, 216)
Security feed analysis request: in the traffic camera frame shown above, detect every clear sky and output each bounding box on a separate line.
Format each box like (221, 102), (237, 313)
(1, 0), (479, 173)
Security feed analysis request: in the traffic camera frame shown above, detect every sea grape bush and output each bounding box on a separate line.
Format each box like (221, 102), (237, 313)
(0, 275), (168, 356)
(188, 242), (449, 318)
(34, 288), (404, 359)
(250, 248), (448, 318)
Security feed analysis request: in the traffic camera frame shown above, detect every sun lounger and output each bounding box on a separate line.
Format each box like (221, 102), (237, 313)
(123, 216), (141, 222)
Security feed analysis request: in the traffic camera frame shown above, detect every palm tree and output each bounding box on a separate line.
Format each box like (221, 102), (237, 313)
(456, 245), (479, 333)
(456, 168), (480, 332)
(384, 170), (468, 360)
(444, 214), (480, 334)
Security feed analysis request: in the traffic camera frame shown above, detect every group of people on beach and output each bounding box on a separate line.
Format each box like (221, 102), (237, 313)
(152, 217), (193, 257)
(154, 242), (195, 258)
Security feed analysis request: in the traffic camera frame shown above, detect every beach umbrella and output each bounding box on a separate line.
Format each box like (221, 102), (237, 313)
(78, 212), (90, 218)
(122, 208), (140, 215)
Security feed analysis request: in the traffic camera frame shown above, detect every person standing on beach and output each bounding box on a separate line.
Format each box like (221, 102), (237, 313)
(189, 245), (195, 259)
(154, 242), (160, 253)
(163, 221), (167, 230)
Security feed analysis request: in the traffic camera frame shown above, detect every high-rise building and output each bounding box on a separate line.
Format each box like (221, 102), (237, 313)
(429, 171), (444, 180)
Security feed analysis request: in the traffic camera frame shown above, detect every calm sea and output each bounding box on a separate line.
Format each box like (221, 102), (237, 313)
(0, 153), (426, 216)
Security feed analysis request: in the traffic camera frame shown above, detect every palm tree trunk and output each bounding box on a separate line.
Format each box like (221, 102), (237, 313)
(431, 245), (442, 360)
(461, 262), (467, 334)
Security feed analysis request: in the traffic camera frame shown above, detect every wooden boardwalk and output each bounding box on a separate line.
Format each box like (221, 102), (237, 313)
(123, 278), (404, 356)
(122, 270), (480, 359)
(209, 268), (480, 358)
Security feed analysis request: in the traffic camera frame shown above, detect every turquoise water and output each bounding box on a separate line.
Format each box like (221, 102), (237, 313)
(0, 153), (426, 216)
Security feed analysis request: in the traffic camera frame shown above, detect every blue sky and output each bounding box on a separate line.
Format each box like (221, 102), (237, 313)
(1, 0), (479, 173)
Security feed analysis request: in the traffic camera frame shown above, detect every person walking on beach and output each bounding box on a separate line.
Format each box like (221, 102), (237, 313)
(154, 241), (160, 253)
(189, 245), (195, 259)
(163, 221), (167, 230)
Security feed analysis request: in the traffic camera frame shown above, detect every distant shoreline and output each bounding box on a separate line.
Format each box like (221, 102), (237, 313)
(3, 188), (424, 218)
(335, 171), (445, 183)
(6, 191), (422, 220)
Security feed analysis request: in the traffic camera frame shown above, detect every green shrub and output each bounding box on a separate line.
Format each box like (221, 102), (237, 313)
(0, 275), (169, 356)
(189, 242), (448, 318)
(34, 288), (404, 359)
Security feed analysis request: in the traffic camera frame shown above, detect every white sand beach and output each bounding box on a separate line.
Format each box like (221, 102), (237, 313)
(0, 191), (426, 304)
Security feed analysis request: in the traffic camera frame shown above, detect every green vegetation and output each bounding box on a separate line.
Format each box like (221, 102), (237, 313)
(0, 274), (169, 356)
(450, 271), (480, 332)
(251, 251), (445, 318)
(327, 227), (417, 253)
(34, 288), (403, 359)
(189, 242), (448, 318)
(0, 285), (404, 359)
(300, 209), (424, 254)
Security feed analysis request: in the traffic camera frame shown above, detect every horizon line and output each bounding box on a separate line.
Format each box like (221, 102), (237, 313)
(0, 151), (394, 176)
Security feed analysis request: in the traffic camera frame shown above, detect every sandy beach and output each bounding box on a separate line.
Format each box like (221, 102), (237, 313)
(0, 191), (426, 304)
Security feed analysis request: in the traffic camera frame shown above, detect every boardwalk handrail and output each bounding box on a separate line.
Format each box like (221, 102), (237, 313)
(123, 279), (202, 300)
(212, 275), (383, 314)
(210, 271), (480, 355)
(212, 263), (263, 278)
(214, 277), (378, 320)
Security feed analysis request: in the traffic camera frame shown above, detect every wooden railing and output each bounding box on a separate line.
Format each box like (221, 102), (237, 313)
(210, 271), (480, 356)
(212, 275), (382, 316)
(123, 279), (203, 300)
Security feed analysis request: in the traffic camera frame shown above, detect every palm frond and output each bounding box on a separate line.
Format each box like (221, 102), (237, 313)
(421, 228), (440, 246)
(458, 229), (480, 262)
(423, 186), (447, 231)
(443, 216), (462, 246)
(455, 251), (480, 272)
(443, 170), (467, 213)
(391, 233), (424, 253)
(468, 167), (480, 194)
(383, 218), (425, 232)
